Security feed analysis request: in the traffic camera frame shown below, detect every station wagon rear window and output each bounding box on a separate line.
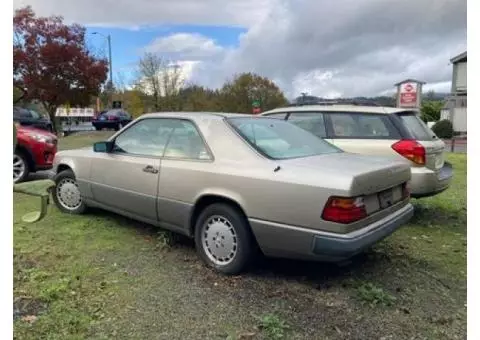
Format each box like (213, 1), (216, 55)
(227, 117), (341, 160)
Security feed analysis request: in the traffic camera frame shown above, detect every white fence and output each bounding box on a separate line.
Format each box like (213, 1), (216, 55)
(56, 107), (95, 117)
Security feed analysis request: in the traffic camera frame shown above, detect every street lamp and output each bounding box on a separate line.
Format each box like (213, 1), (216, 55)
(92, 32), (113, 94)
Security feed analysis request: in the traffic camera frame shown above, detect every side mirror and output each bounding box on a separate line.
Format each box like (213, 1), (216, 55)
(93, 141), (113, 153)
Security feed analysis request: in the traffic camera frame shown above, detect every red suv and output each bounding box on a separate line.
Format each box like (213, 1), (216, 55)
(14, 124), (58, 183)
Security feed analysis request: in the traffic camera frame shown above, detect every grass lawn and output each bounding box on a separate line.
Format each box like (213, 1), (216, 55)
(14, 132), (467, 339)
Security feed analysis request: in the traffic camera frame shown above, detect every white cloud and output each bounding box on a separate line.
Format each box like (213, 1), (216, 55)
(13, 0), (276, 28)
(191, 0), (467, 98)
(144, 33), (224, 60)
(16, 0), (467, 98)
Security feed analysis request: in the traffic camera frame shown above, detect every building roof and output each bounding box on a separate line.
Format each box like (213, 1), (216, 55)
(394, 79), (426, 86)
(450, 51), (467, 64)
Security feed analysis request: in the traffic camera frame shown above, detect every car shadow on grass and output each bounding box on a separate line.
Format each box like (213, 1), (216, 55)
(84, 206), (452, 285)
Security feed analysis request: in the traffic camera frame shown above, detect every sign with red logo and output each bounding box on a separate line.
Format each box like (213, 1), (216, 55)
(252, 107), (262, 114)
(399, 82), (418, 107)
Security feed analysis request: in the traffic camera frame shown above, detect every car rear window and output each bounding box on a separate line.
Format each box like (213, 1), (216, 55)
(327, 112), (400, 139)
(227, 117), (341, 160)
(395, 111), (436, 141)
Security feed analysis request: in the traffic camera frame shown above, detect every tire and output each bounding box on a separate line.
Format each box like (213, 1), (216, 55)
(13, 150), (29, 184)
(194, 203), (256, 275)
(115, 123), (122, 131)
(52, 169), (87, 214)
(94, 126), (101, 131)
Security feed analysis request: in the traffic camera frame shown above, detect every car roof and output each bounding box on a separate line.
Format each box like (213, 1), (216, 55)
(262, 105), (416, 115)
(140, 112), (254, 120)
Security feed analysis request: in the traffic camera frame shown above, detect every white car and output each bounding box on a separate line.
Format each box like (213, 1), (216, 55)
(262, 104), (453, 198)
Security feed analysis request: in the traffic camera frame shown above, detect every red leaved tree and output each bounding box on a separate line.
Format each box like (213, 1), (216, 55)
(13, 6), (108, 132)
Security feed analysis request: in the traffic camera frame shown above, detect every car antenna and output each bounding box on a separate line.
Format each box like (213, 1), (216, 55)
(273, 165), (281, 172)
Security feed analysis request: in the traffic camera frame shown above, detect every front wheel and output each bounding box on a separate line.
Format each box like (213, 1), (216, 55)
(52, 169), (87, 214)
(13, 151), (29, 183)
(194, 203), (256, 275)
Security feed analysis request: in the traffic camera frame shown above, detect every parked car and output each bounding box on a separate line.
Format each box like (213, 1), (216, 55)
(14, 124), (58, 183)
(262, 105), (453, 198)
(52, 112), (413, 274)
(14, 106), (53, 132)
(92, 109), (132, 131)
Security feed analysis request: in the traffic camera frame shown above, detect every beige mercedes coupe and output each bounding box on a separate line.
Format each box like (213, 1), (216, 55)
(52, 112), (414, 274)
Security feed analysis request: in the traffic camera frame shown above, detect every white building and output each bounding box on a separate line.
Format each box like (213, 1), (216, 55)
(445, 51), (467, 133)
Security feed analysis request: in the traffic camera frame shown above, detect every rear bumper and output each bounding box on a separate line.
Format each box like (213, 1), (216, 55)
(410, 162), (453, 198)
(249, 203), (414, 262)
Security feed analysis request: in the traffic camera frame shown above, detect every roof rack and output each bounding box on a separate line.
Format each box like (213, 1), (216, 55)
(286, 100), (386, 107)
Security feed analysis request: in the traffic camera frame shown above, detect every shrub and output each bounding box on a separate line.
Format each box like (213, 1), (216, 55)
(432, 119), (454, 139)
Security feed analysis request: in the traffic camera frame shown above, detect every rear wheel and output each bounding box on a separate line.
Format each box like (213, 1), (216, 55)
(13, 151), (29, 183)
(194, 203), (256, 275)
(52, 169), (87, 214)
(94, 126), (101, 131)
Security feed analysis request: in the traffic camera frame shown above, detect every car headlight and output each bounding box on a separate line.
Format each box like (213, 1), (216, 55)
(27, 133), (53, 144)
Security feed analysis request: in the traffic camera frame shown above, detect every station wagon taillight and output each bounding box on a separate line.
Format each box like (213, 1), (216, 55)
(391, 139), (426, 165)
(322, 196), (367, 224)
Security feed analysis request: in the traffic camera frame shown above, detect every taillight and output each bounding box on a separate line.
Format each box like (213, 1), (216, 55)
(391, 139), (425, 165)
(322, 196), (367, 224)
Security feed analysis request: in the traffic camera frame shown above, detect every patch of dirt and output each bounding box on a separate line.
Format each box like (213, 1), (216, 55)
(13, 297), (47, 321)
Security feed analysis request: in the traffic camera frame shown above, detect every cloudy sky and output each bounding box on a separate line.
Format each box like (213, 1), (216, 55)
(14, 0), (467, 99)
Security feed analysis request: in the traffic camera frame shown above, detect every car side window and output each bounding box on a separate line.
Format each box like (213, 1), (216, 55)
(113, 119), (175, 157)
(330, 114), (357, 137)
(357, 115), (391, 137)
(328, 112), (399, 139)
(164, 121), (211, 160)
(288, 113), (326, 138)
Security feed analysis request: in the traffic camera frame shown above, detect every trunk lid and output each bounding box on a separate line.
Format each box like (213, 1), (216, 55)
(280, 152), (411, 196)
(280, 153), (410, 222)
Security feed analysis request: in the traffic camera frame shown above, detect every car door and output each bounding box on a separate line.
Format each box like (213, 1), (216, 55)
(156, 119), (213, 233)
(324, 112), (402, 157)
(90, 118), (174, 223)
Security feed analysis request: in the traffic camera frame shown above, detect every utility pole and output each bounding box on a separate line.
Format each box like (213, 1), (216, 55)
(92, 32), (113, 107)
(107, 34), (113, 92)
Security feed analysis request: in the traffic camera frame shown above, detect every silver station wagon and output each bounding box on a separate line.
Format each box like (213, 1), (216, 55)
(52, 112), (414, 274)
(262, 104), (453, 198)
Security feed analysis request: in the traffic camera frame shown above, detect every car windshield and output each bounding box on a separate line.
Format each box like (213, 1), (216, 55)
(28, 110), (42, 119)
(227, 117), (341, 160)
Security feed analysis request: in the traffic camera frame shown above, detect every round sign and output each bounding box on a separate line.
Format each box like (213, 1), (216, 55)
(404, 84), (413, 92)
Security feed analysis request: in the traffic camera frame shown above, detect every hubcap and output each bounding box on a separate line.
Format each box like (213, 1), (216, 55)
(56, 178), (82, 210)
(13, 154), (25, 183)
(201, 215), (238, 266)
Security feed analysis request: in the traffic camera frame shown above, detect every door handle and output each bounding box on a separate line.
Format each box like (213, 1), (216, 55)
(142, 165), (159, 174)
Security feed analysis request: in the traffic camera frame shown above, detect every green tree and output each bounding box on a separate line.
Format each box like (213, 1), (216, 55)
(219, 73), (288, 113)
(178, 85), (222, 111)
(420, 100), (443, 122)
